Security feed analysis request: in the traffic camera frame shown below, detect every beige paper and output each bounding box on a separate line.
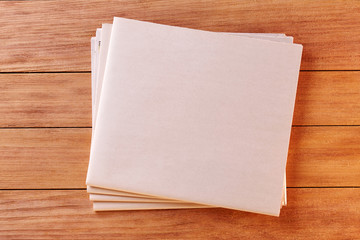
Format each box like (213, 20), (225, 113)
(87, 17), (302, 216)
(87, 186), (159, 198)
(90, 26), (290, 206)
(93, 201), (210, 211)
(90, 193), (180, 202)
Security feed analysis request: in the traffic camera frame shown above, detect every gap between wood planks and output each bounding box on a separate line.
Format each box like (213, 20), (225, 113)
(1, 187), (360, 191)
(0, 70), (360, 74)
(1, 125), (360, 129)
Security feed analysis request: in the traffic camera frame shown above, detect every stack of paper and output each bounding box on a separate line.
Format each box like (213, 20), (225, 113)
(87, 17), (302, 216)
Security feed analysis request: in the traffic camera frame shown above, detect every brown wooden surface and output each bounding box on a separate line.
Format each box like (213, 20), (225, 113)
(0, 128), (91, 189)
(293, 71), (360, 125)
(1, 0), (360, 72)
(0, 189), (359, 239)
(0, 73), (91, 128)
(1, 0), (359, 239)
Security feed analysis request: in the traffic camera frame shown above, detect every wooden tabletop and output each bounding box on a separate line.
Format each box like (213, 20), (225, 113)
(1, 1), (359, 239)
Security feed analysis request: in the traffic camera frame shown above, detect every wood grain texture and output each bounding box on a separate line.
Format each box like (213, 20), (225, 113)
(0, 128), (91, 189)
(1, 127), (359, 189)
(0, 189), (359, 239)
(293, 71), (360, 125)
(287, 127), (360, 187)
(1, 71), (359, 127)
(0, 73), (91, 127)
(1, 0), (359, 72)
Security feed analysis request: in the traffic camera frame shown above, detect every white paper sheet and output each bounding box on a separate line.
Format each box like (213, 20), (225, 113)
(87, 17), (302, 216)
(90, 26), (290, 206)
(93, 201), (210, 211)
(90, 193), (181, 202)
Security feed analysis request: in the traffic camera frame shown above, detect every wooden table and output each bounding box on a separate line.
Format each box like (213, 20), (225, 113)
(1, 1), (359, 239)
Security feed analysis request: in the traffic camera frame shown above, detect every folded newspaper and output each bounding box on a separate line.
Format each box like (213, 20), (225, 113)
(86, 17), (302, 216)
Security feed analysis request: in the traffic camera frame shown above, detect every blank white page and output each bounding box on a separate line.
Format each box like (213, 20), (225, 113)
(89, 29), (290, 208)
(87, 17), (302, 216)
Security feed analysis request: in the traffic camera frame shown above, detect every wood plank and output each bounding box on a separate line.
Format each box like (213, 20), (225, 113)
(293, 71), (360, 125)
(0, 0), (359, 72)
(0, 128), (91, 189)
(0, 189), (359, 239)
(287, 126), (360, 187)
(0, 127), (359, 189)
(1, 71), (359, 127)
(0, 73), (91, 127)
